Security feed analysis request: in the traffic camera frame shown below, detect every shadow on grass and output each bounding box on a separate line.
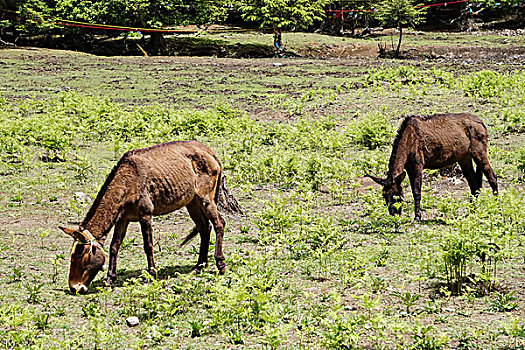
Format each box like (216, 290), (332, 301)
(64, 263), (217, 295)
(419, 218), (446, 225)
(88, 264), (194, 288)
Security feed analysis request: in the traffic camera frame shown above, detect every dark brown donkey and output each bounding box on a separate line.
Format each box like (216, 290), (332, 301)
(367, 113), (498, 222)
(60, 141), (240, 294)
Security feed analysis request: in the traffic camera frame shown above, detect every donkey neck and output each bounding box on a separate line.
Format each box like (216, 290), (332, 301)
(81, 197), (126, 246)
(81, 160), (139, 245)
(387, 123), (417, 181)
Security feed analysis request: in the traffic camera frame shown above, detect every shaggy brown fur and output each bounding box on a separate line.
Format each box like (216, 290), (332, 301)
(367, 113), (498, 222)
(60, 141), (239, 293)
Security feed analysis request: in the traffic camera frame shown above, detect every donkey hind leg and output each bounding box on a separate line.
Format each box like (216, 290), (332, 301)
(459, 158), (481, 196)
(187, 200), (212, 273)
(107, 218), (130, 288)
(139, 215), (157, 279)
(472, 151), (498, 195)
(198, 196), (226, 275)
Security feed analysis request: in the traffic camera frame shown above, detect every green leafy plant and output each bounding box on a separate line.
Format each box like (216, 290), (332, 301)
(188, 320), (206, 338)
(410, 325), (448, 350)
(489, 291), (519, 312)
(499, 317), (525, 349)
(346, 113), (395, 150)
(321, 314), (360, 349)
(24, 282), (45, 304)
(8, 265), (24, 283)
(33, 311), (51, 330)
(392, 290), (422, 315)
(51, 253), (65, 283)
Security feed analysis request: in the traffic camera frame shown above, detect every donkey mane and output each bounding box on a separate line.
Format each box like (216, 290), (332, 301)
(80, 158), (124, 230)
(388, 116), (417, 175)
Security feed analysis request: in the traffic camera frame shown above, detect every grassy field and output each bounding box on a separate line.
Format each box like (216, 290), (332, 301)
(1, 32), (525, 349)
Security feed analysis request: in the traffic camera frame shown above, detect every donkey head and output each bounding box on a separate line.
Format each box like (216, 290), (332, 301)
(367, 172), (406, 216)
(60, 226), (105, 294)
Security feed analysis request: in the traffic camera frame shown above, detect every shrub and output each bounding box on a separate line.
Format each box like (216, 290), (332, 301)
(438, 190), (525, 294)
(462, 70), (525, 100)
(499, 107), (525, 134)
(346, 113), (394, 150)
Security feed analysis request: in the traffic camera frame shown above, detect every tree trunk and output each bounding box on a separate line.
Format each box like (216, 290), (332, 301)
(396, 25), (403, 58)
(148, 32), (167, 56)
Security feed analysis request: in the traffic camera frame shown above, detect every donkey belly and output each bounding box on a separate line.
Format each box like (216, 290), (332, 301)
(145, 165), (198, 216)
(150, 181), (196, 215)
(423, 136), (470, 170)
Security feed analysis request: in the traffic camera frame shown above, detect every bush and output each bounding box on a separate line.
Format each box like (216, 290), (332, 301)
(346, 113), (394, 150)
(462, 70), (525, 100)
(438, 190), (524, 294)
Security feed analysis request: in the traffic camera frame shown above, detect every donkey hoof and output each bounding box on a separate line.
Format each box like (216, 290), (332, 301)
(192, 263), (207, 274)
(217, 262), (226, 275)
(148, 269), (157, 279)
(105, 278), (115, 290)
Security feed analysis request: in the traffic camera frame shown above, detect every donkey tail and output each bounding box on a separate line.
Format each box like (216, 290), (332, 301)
(180, 226), (199, 247)
(180, 173), (242, 247)
(216, 173), (243, 214)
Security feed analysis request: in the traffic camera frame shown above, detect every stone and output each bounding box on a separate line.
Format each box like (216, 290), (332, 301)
(126, 316), (140, 327)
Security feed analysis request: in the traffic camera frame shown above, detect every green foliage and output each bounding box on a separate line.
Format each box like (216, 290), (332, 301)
(463, 70), (506, 99)
(24, 282), (45, 304)
(410, 325), (448, 350)
(0, 0), (55, 35)
(499, 317), (525, 346)
(462, 70), (525, 101)
(346, 113), (395, 150)
(255, 193), (343, 257)
(392, 290), (422, 314)
(374, 0), (427, 56)
(54, 0), (229, 28)
(489, 291), (519, 312)
(321, 314), (360, 349)
(238, 0), (330, 30)
(8, 265), (24, 283)
(366, 66), (455, 88)
(438, 190), (525, 294)
(499, 107), (525, 135)
(517, 147), (525, 176)
(375, 0), (427, 29)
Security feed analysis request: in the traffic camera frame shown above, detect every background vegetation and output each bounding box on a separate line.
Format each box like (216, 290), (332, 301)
(1, 0), (525, 54)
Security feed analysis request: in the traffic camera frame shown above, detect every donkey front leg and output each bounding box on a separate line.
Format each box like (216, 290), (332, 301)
(107, 218), (130, 288)
(407, 170), (423, 223)
(140, 215), (157, 279)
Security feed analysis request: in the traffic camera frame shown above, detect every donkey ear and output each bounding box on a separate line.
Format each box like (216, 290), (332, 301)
(395, 171), (406, 184)
(366, 174), (388, 186)
(59, 226), (89, 243)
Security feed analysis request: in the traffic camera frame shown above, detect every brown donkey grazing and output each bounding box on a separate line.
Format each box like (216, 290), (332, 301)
(367, 113), (498, 222)
(60, 141), (240, 294)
